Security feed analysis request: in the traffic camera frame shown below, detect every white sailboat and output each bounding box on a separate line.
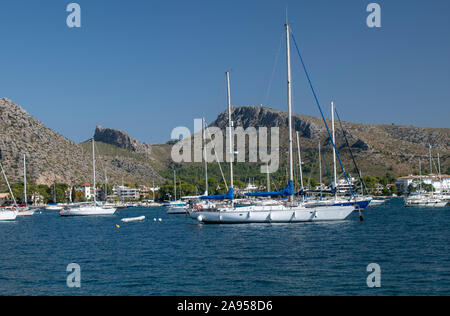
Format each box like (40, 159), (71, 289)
(190, 24), (354, 224)
(166, 170), (187, 214)
(60, 139), (116, 216)
(0, 156), (18, 221)
(17, 154), (35, 217)
(404, 156), (448, 208)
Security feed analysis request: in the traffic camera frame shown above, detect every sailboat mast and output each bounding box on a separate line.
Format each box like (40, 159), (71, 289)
(226, 72), (234, 192)
(419, 157), (422, 193)
(266, 164), (271, 192)
(174, 170), (177, 201)
(285, 23), (294, 201)
(0, 162), (18, 206)
(438, 153), (442, 180)
(203, 118), (209, 195)
(23, 154), (27, 206)
(331, 101), (337, 197)
(296, 132), (304, 190)
(319, 141), (322, 199)
(429, 144), (433, 175)
(104, 169), (107, 202)
(92, 138), (96, 205)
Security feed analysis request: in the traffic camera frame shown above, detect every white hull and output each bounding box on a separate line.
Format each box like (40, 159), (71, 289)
(405, 201), (448, 208)
(46, 205), (64, 211)
(189, 204), (355, 224)
(60, 206), (117, 216)
(0, 210), (18, 221)
(369, 199), (386, 207)
(167, 206), (188, 215)
(121, 216), (146, 223)
(17, 209), (35, 217)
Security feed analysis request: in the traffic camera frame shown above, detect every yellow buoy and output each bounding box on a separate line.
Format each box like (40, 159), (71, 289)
(116, 224), (120, 228)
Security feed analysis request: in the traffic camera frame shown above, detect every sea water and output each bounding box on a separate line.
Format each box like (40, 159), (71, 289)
(0, 198), (448, 296)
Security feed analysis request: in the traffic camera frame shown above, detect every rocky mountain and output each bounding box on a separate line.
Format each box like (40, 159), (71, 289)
(1, 98), (448, 189)
(94, 125), (153, 156)
(0, 98), (165, 186)
(211, 106), (450, 177)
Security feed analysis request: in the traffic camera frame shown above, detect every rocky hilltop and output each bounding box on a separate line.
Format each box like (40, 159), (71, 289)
(0, 98), (448, 187)
(0, 98), (163, 186)
(211, 106), (450, 177)
(94, 125), (153, 156)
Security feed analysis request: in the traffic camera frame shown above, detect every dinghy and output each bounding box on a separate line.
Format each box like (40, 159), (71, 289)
(121, 216), (146, 223)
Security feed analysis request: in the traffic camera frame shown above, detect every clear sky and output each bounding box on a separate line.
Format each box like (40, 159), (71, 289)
(0, 0), (449, 144)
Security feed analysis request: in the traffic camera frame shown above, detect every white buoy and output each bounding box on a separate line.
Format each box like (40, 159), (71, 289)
(158, 218), (162, 222)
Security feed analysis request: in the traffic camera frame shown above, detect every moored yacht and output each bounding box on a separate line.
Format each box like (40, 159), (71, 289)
(60, 139), (116, 217)
(190, 23), (356, 224)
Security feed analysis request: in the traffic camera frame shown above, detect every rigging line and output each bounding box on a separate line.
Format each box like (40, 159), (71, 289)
(334, 107), (368, 195)
(321, 149), (333, 187)
(204, 123), (228, 191)
(290, 30), (356, 200)
(94, 141), (107, 183)
(263, 31), (284, 107)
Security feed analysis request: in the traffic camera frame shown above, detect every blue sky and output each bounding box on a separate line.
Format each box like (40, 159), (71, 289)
(0, 0), (449, 144)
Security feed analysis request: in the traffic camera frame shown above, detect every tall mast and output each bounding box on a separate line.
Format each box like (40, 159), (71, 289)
(285, 23), (294, 202)
(92, 138), (96, 205)
(266, 164), (271, 192)
(319, 141), (322, 199)
(437, 153), (442, 180)
(226, 72), (234, 196)
(0, 162), (18, 206)
(429, 144), (433, 175)
(419, 157), (422, 193)
(174, 170), (177, 201)
(331, 101), (337, 198)
(152, 180), (155, 201)
(23, 154), (27, 207)
(104, 169), (107, 202)
(203, 118), (209, 196)
(296, 131), (304, 190)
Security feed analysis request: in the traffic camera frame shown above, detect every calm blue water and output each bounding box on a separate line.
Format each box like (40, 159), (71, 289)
(0, 198), (449, 296)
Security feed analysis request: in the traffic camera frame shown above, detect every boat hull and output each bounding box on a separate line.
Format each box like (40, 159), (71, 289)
(0, 210), (18, 221)
(167, 207), (188, 215)
(60, 206), (117, 216)
(17, 209), (35, 217)
(189, 205), (355, 224)
(405, 201), (448, 208)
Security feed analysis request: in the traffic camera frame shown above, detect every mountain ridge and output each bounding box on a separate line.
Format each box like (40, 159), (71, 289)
(1, 98), (448, 188)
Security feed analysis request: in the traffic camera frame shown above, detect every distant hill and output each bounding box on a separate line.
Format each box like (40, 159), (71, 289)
(210, 106), (450, 179)
(1, 98), (448, 189)
(0, 98), (166, 187)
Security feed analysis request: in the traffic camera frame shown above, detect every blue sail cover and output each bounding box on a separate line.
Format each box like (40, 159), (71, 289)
(200, 188), (234, 201)
(245, 181), (294, 198)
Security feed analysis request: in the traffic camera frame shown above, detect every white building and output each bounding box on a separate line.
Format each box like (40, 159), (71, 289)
(114, 186), (139, 200)
(396, 174), (450, 194)
(335, 177), (356, 195)
(74, 183), (95, 200)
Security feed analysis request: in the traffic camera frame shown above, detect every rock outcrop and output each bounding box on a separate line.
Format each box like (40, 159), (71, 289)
(94, 126), (152, 156)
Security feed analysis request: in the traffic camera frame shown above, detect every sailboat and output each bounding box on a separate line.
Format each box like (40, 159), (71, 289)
(405, 156), (448, 208)
(0, 151), (18, 221)
(60, 139), (117, 216)
(301, 102), (371, 210)
(189, 24), (355, 224)
(166, 170), (187, 214)
(17, 154), (35, 217)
